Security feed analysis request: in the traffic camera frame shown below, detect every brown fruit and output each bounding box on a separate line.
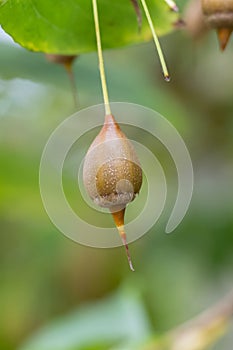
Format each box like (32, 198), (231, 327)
(46, 54), (78, 107)
(45, 54), (77, 68)
(184, 0), (208, 40)
(83, 114), (143, 270)
(201, 0), (233, 49)
(83, 114), (142, 211)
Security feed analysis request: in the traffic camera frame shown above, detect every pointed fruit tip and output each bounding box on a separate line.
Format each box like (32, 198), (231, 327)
(129, 261), (135, 272)
(111, 207), (125, 228)
(164, 74), (171, 82)
(110, 208), (135, 271)
(217, 28), (232, 51)
(120, 231), (135, 272)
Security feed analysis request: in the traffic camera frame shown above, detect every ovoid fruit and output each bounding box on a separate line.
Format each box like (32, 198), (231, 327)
(46, 54), (77, 67)
(184, 0), (208, 40)
(202, 0), (233, 50)
(83, 114), (142, 271)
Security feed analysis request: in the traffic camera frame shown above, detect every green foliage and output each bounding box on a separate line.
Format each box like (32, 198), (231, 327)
(0, 0), (178, 53)
(0, 2), (233, 350)
(19, 288), (151, 350)
(1, 38), (233, 349)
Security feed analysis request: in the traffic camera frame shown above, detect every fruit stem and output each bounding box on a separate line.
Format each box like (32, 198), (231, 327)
(140, 0), (170, 81)
(92, 0), (112, 116)
(64, 61), (79, 109)
(164, 0), (179, 12)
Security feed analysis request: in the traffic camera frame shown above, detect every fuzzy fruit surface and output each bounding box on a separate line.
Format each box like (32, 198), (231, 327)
(83, 114), (142, 210)
(202, 0), (233, 27)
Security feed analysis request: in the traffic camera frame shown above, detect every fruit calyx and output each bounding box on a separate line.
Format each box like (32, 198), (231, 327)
(201, 0), (233, 50)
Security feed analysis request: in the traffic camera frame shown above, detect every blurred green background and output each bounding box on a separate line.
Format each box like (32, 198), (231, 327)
(0, 4), (233, 349)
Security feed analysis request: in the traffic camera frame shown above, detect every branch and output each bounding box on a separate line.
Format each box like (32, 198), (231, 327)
(143, 288), (233, 350)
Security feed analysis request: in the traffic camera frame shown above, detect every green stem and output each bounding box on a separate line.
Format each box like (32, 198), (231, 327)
(140, 0), (170, 81)
(92, 0), (111, 115)
(164, 0), (179, 12)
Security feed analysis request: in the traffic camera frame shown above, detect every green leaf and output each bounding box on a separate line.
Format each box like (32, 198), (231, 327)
(0, 0), (178, 54)
(18, 288), (151, 350)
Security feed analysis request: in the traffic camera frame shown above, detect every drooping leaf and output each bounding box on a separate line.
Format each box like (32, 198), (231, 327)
(18, 288), (151, 350)
(0, 0), (178, 54)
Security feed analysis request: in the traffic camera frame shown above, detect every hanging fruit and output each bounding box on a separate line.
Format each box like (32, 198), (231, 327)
(184, 0), (208, 40)
(201, 0), (233, 50)
(82, 0), (175, 270)
(46, 54), (78, 107)
(83, 113), (142, 271)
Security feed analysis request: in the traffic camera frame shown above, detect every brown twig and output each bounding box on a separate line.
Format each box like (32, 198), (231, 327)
(143, 288), (233, 350)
